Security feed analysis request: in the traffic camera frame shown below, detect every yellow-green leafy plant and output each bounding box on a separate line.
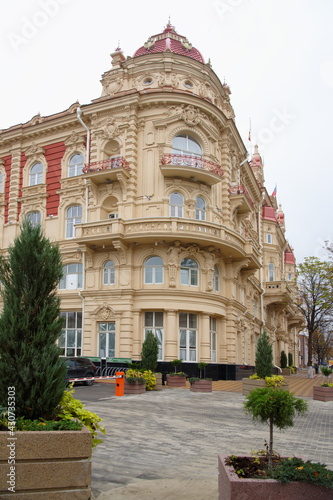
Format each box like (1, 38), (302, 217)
(126, 368), (156, 390)
(58, 386), (105, 450)
(265, 375), (286, 388)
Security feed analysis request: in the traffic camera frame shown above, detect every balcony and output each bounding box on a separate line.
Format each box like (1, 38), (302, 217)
(229, 185), (253, 214)
(82, 157), (131, 184)
(264, 280), (291, 306)
(160, 153), (223, 185)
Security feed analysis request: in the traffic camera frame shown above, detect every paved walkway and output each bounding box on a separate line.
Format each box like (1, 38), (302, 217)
(90, 373), (333, 499)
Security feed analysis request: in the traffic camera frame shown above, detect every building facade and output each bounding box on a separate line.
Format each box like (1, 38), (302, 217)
(0, 23), (303, 373)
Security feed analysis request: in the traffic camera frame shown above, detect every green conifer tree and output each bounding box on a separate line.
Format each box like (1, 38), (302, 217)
(288, 352), (293, 367)
(0, 219), (66, 420)
(141, 330), (158, 372)
(280, 350), (288, 368)
(255, 330), (273, 378)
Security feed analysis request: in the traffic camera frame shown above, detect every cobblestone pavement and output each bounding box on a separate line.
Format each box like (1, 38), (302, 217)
(88, 379), (333, 499)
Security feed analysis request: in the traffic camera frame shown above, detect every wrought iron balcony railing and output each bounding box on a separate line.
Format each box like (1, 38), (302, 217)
(83, 156), (130, 174)
(229, 184), (254, 207)
(161, 153), (224, 178)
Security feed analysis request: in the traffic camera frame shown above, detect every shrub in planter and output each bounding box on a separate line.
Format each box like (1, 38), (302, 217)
(280, 350), (288, 369)
(288, 352), (293, 367)
(141, 330), (158, 373)
(126, 368), (156, 390)
(242, 332), (275, 395)
(170, 358), (183, 373)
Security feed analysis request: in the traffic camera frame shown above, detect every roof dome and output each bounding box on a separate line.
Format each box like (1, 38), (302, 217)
(133, 21), (204, 63)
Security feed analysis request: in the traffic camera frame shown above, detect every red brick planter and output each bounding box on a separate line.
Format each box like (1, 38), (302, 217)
(166, 374), (186, 387)
(313, 385), (333, 401)
(190, 380), (212, 392)
(218, 454), (330, 500)
(124, 379), (146, 394)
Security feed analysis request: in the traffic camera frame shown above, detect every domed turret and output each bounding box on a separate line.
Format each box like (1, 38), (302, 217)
(133, 21), (204, 63)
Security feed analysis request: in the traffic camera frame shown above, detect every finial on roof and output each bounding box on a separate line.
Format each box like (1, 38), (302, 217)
(115, 40), (121, 51)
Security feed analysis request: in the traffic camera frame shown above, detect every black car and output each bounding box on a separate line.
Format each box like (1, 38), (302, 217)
(64, 357), (97, 386)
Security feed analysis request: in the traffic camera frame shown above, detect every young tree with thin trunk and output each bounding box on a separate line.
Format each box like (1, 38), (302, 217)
(296, 257), (333, 378)
(0, 219), (66, 420)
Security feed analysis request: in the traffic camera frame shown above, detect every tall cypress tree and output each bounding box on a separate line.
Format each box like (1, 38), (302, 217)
(0, 219), (66, 420)
(141, 331), (158, 372)
(255, 330), (273, 378)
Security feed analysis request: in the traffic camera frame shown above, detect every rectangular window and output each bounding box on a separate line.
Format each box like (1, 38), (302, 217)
(210, 316), (217, 362)
(98, 322), (115, 358)
(108, 213), (119, 219)
(59, 311), (82, 356)
(179, 312), (197, 362)
(144, 312), (163, 360)
(288, 273), (292, 281)
(267, 233), (272, 244)
(254, 299), (258, 318)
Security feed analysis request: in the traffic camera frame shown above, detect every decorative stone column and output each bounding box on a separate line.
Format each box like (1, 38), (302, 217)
(164, 310), (178, 360)
(200, 314), (211, 362)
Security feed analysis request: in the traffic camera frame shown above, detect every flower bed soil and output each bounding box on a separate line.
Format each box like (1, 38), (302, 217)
(226, 455), (281, 478)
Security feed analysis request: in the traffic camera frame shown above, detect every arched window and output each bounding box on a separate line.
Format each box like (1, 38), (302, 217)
(69, 154), (84, 177)
(269, 263), (275, 282)
(144, 256), (164, 284)
(27, 211), (41, 228)
(213, 265), (220, 292)
(170, 192), (184, 217)
(103, 261), (115, 285)
(172, 135), (202, 157)
(59, 263), (82, 290)
(66, 205), (82, 238)
(195, 197), (206, 221)
(29, 162), (43, 186)
(180, 258), (199, 286)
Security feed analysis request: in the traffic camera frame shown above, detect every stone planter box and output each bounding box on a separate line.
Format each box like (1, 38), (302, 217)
(166, 374), (186, 387)
(124, 379), (146, 394)
(218, 454), (330, 499)
(313, 385), (333, 402)
(242, 378), (289, 396)
(281, 368), (292, 376)
(153, 373), (163, 391)
(0, 426), (92, 499)
(190, 379), (212, 392)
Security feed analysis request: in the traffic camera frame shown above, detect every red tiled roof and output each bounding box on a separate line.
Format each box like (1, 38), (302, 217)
(133, 25), (204, 63)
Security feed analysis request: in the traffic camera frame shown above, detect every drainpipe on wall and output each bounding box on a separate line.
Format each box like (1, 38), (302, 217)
(78, 250), (85, 355)
(77, 107), (90, 223)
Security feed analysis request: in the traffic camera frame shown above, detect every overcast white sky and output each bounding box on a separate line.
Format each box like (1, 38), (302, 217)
(1, 0), (332, 264)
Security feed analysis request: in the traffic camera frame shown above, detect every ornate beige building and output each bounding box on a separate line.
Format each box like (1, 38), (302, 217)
(0, 23), (303, 376)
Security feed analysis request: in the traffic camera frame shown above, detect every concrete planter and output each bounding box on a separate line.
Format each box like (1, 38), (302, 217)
(124, 379), (146, 394)
(281, 368), (292, 376)
(218, 454), (330, 500)
(190, 379), (212, 392)
(313, 385), (333, 402)
(166, 374), (186, 387)
(0, 425), (92, 499)
(242, 378), (289, 396)
(153, 373), (163, 391)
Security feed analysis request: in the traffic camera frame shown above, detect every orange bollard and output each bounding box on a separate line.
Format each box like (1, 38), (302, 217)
(115, 371), (124, 397)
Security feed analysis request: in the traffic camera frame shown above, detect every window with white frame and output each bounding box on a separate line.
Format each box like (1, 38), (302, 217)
(144, 256), (164, 284)
(98, 322), (115, 358)
(103, 261), (115, 285)
(213, 265), (220, 292)
(180, 258), (198, 286)
(172, 134), (202, 157)
(29, 162), (43, 186)
(288, 272), (292, 281)
(69, 153), (84, 177)
(170, 192), (184, 217)
(59, 311), (82, 356)
(144, 311), (164, 360)
(268, 263), (275, 282)
(65, 205), (82, 238)
(267, 233), (272, 244)
(179, 312), (197, 361)
(27, 211), (41, 228)
(195, 197), (206, 221)
(59, 263), (82, 290)
(210, 316), (217, 362)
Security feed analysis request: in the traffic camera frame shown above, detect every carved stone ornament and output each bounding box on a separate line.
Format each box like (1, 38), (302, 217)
(101, 118), (121, 139)
(64, 132), (85, 150)
(181, 105), (201, 126)
(25, 143), (45, 158)
(103, 76), (123, 96)
(181, 38), (193, 52)
(144, 37), (156, 50)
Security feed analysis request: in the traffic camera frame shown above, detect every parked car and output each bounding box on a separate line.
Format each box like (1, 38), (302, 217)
(63, 357), (97, 386)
